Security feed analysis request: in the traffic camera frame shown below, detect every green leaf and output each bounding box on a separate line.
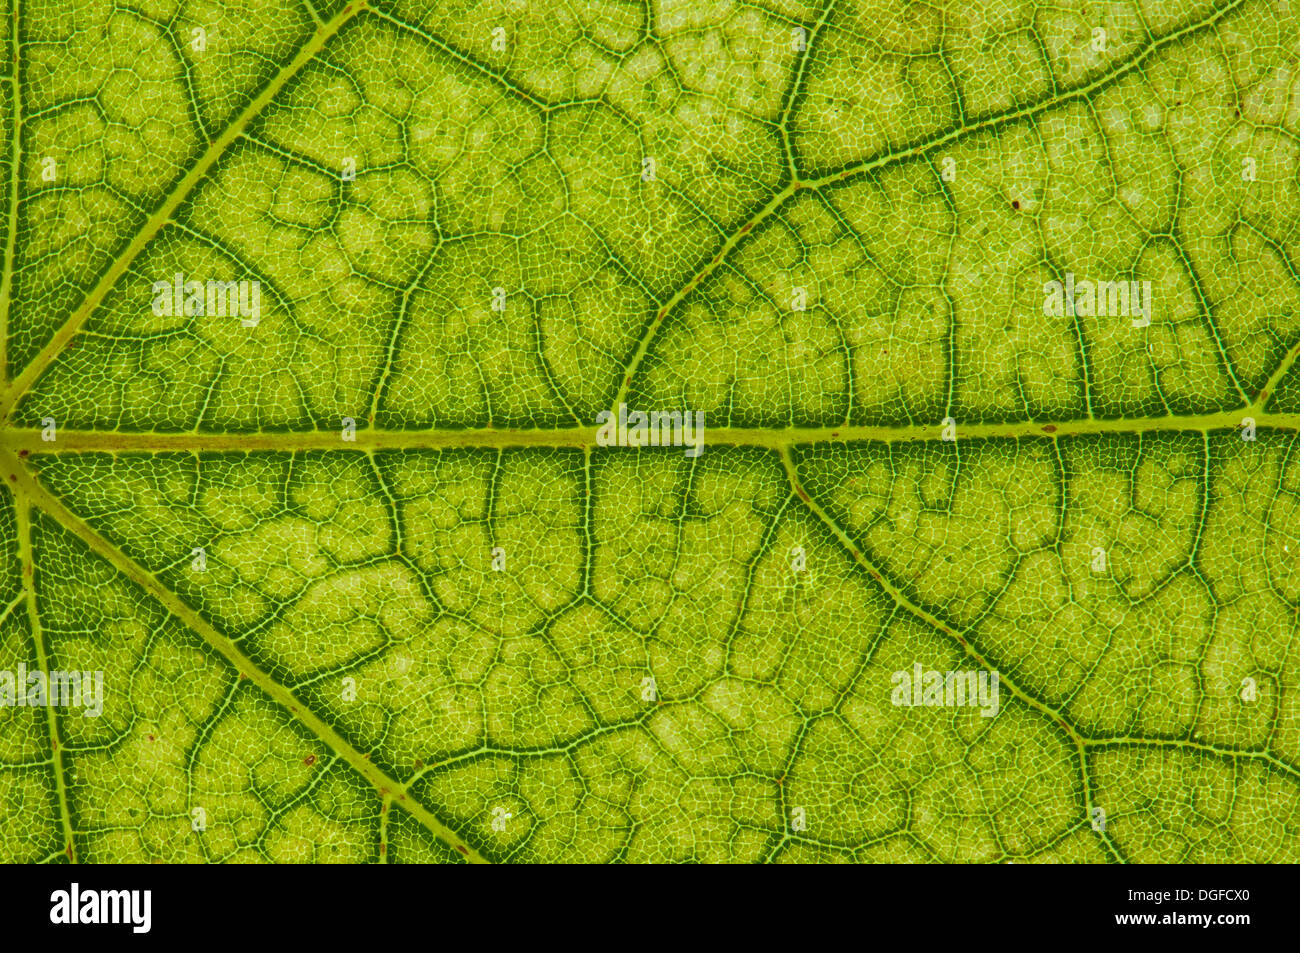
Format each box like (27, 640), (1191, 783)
(1, 0), (1298, 863)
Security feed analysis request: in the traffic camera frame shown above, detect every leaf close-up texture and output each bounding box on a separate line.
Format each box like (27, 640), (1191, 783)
(0, 0), (1298, 865)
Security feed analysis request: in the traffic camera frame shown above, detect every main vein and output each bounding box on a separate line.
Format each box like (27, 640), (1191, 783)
(0, 407), (1281, 454)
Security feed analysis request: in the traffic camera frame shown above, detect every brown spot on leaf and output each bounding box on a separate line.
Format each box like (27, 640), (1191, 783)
(304, 755), (316, 766)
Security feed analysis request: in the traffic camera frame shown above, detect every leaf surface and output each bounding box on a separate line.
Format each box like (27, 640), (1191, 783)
(1, 0), (1298, 863)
